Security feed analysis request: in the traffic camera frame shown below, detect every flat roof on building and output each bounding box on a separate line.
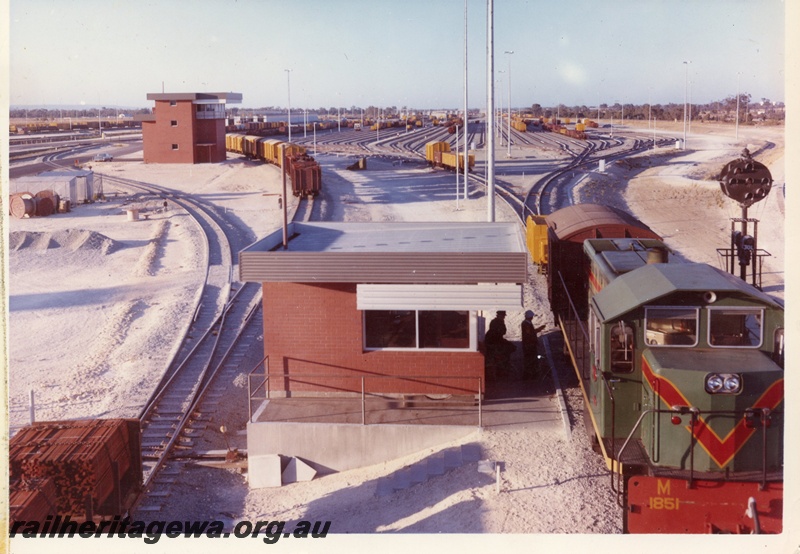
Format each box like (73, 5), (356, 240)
(240, 221), (527, 284)
(146, 92), (243, 103)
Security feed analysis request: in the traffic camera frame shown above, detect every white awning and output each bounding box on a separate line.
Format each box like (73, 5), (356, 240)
(356, 283), (523, 311)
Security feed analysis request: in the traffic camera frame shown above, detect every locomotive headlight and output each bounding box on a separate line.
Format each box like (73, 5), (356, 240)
(706, 374), (724, 393)
(723, 374), (741, 393)
(705, 373), (742, 394)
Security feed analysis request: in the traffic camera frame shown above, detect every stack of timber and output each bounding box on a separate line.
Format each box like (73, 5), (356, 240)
(9, 477), (59, 523)
(9, 419), (142, 520)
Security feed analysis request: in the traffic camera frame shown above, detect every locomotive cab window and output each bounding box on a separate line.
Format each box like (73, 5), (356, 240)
(708, 307), (763, 348)
(589, 309), (601, 368)
(364, 310), (471, 350)
(609, 321), (635, 373)
(644, 307), (698, 347)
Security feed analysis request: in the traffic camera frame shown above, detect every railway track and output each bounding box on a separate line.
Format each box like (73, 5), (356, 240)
(92, 173), (314, 516)
(525, 131), (676, 216)
(454, 124), (676, 224)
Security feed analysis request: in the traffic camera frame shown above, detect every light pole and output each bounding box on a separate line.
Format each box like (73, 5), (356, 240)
(486, 0), (496, 222)
(687, 79), (693, 136)
(735, 72), (741, 140)
(682, 61), (689, 149)
(455, 124), (460, 210)
(496, 75), (504, 146)
(653, 116), (656, 150)
(285, 69), (292, 142)
(504, 50), (513, 158)
(463, 0), (469, 200)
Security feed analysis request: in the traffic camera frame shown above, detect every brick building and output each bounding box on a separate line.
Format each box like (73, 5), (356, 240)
(240, 221), (527, 399)
(136, 92), (241, 163)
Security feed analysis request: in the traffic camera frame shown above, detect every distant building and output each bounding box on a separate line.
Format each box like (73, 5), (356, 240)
(135, 92), (242, 164)
(12, 169), (96, 205)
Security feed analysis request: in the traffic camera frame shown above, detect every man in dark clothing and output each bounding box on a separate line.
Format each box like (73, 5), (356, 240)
(485, 311), (516, 377)
(521, 310), (546, 379)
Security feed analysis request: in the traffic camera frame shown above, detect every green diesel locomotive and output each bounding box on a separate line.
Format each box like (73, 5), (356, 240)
(529, 204), (784, 534)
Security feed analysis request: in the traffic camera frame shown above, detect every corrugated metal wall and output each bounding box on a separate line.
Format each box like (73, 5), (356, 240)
(240, 252), (527, 284)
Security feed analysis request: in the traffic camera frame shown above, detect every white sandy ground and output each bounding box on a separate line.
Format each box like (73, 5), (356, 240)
(4, 123), (792, 549)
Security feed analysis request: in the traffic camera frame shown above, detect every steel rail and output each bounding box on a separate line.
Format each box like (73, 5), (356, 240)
(110, 171), (316, 513)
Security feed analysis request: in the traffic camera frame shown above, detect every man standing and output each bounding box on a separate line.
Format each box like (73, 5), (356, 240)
(485, 311), (515, 377)
(521, 310), (546, 379)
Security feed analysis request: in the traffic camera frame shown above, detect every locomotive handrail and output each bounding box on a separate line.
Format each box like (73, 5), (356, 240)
(615, 408), (674, 507)
(614, 406), (781, 507)
(600, 371), (619, 498)
(556, 270), (620, 494)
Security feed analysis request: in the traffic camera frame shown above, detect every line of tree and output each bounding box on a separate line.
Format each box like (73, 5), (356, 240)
(527, 94), (784, 124)
(9, 107), (152, 120)
(13, 95), (784, 125)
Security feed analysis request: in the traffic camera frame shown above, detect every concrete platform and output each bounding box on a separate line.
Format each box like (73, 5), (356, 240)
(254, 376), (562, 430)
(246, 377), (563, 485)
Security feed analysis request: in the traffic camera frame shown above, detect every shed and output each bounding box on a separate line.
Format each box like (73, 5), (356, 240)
(240, 221), (527, 398)
(12, 170), (95, 205)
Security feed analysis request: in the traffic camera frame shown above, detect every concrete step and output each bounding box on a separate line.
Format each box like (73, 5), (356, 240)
(443, 447), (463, 469)
(375, 442), (482, 497)
(427, 453), (445, 476)
(461, 443), (482, 462)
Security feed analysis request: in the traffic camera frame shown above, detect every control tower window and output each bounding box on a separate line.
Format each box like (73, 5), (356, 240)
(196, 103), (225, 119)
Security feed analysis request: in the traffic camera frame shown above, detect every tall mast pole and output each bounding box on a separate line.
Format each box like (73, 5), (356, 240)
(463, 0), (469, 200)
(486, 0), (495, 222)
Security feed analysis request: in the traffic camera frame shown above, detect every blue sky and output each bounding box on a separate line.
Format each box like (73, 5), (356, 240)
(9, 0), (787, 110)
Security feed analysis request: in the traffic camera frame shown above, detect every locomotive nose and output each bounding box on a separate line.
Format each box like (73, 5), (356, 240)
(642, 348), (783, 472)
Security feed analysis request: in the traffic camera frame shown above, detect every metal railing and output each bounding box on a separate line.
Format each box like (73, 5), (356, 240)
(613, 406), (779, 508)
(557, 271), (619, 487)
(247, 356), (484, 427)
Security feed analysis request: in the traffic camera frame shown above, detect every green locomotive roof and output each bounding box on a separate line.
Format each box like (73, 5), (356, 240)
(591, 263), (782, 323)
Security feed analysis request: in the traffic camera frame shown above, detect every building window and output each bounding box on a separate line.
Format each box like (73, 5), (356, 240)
(644, 306), (698, 346)
(707, 307), (763, 348)
(171, 144), (179, 150)
(171, 120), (178, 127)
(195, 103), (225, 119)
(364, 310), (470, 350)
(170, 100), (177, 106)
